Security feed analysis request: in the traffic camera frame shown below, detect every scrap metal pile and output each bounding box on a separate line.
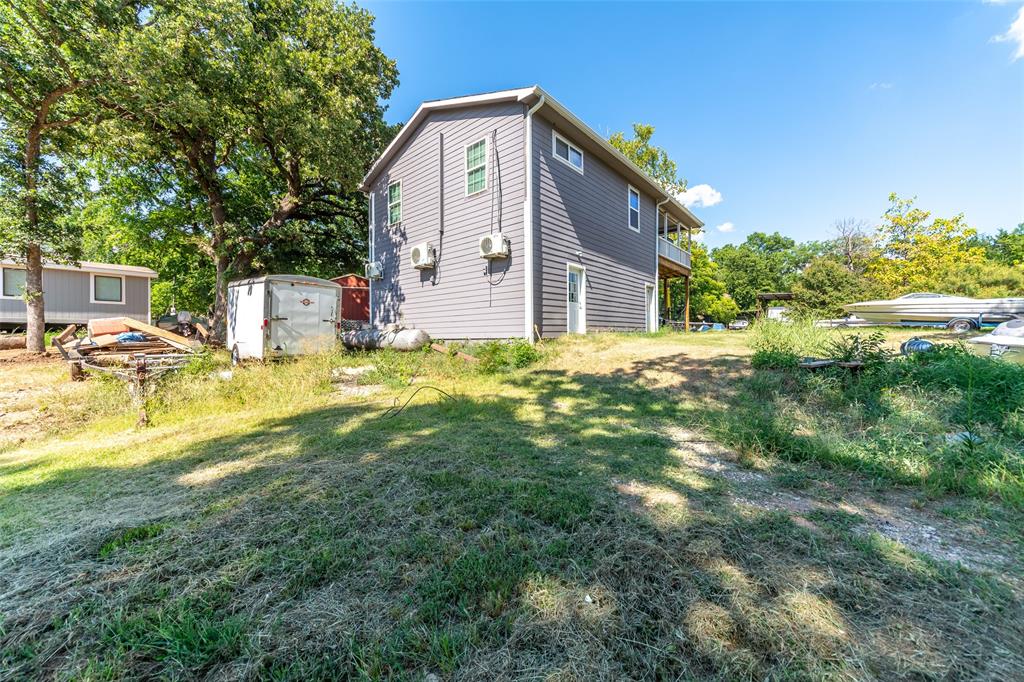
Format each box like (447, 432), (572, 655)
(53, 317), (204, 383)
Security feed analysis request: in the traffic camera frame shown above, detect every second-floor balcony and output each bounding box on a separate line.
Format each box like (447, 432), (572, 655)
(658, 236), (691, 276)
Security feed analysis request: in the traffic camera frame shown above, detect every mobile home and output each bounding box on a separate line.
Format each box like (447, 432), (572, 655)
(0, 260), (156, 330)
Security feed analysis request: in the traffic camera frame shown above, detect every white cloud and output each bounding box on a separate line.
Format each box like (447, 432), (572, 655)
(692, 231), (705, 243)
(869, 82), (894, 90)
(715, 222), (736, 233)
(676, 183), (722, 208)
(993, 6), (1024, 61)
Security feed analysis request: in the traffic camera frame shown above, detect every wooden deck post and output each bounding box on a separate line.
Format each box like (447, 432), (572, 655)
(684, 274), (691, 332)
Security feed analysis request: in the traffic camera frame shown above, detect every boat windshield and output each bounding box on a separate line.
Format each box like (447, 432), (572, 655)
(897, 293), (949, 299)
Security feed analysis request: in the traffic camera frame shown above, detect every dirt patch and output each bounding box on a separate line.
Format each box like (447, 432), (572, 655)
(661, 426), (1016, 577)
(0, 348), (60, 365)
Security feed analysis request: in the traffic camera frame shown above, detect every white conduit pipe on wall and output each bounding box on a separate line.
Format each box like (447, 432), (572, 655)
(523, 94), (545, 342)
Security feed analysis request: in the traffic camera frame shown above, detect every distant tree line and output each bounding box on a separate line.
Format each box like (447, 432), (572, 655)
(677, 195), (1024, 323)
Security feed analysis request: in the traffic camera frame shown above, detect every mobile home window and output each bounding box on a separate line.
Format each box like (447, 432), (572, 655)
(553, 132), (583, 172)
(2, 267), (26, 298)
(465, 139), (487, 195)
(93, 274), (124, 303)
(387, 181), (402, 225)
(628, 187), (640, 231)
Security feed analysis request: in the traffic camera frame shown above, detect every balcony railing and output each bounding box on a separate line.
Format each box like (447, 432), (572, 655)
(658, 237), (691, 270)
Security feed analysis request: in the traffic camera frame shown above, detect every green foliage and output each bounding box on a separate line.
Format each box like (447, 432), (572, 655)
(608, 123), (686, 195)
(666, 243), (738, 323)
(934, 259), (1024, 299)
(712, 232), (814, 310)
(791, 257), (884, 317)
(979, 223), (1024, 267)
(742, 328), (1024, 504)
(0, 1), (123, 263)
(476, 339), (542, 374)
(748, 318), (832, 369)
(866, 193), (985, 295)
(91, 0), (398, 328)
(824, 331), (891, 368)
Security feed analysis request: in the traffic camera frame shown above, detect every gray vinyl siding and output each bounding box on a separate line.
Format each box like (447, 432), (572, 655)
(0, 268), (150, 326)
(532, 115), (657, 337)
(367, 102), (526, 339)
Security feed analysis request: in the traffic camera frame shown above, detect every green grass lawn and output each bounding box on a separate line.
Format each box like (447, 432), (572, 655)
(0, 330), (1021, 680)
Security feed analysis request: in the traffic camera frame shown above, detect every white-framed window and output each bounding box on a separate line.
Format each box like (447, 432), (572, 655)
(91, 273), (125, 304)
(465, 138), (487, 195)
(628, 186), (640, 232)
(552, 130), (584, 173)
(1, 267), (27, 299)
(387, 181), (402, 225)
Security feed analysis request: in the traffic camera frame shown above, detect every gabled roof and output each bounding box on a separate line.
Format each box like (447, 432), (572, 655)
(0, 259), (158, 278)
(361, 85), (703, 230)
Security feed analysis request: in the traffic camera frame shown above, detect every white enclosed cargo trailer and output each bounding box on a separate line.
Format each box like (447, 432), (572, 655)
(227, 275), (341, 362)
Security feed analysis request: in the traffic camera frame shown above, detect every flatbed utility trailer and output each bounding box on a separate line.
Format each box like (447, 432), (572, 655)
(227, 275), (341, 363)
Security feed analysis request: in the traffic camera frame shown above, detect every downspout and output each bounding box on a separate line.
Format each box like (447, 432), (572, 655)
(654, 197), (670, 332)
(367, 190), (374, 327)
(523, 94), (546, 342)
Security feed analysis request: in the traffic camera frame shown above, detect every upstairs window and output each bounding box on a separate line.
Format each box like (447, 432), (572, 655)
(465, 138), (487, 195)
(553, 131), (583, 173)
(1, 267), (26, 298)
(92, 274), (124, 304)
(387, 181), (402, 225)
(628, 186), (640, 231)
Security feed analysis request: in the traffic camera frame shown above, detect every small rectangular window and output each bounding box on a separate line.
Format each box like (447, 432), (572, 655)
(2, 268), (26, 298)
(387, 181), (402, 225)
(93, 274), (124, 303)
(628, 187), (640, 231)
(552, 131), (584, 173)
(465, 138), (487, 195)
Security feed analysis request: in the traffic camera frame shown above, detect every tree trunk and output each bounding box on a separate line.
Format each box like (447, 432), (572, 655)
(24, 244), (46, 353)
(24, 122), (45, 353)
(211, 252), (230, 343)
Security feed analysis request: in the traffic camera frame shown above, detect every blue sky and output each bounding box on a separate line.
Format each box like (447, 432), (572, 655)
(365, 1), (1024, 249)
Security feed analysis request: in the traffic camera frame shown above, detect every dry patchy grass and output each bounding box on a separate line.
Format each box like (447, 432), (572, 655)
(0, 331), (1021, 680)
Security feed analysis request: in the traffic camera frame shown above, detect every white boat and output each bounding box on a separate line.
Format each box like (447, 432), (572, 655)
(967, 319), (1024, 363)
(843, 293), (1024, 331)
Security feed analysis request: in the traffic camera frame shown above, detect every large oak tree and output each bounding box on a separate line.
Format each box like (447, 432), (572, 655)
(96, 0), (397, 336)
(0, 1), (136, 351)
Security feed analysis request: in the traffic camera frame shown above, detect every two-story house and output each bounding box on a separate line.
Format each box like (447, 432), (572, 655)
(359, 86), (702, 340)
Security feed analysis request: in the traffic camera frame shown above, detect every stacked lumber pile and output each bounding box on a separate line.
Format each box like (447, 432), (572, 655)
(54, 317), (198, 370)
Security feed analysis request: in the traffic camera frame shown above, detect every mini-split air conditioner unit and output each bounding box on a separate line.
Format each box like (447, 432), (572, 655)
(409, 243), (436, 270)
(478, 232), (509, 259)
(365, 261), (383, 280)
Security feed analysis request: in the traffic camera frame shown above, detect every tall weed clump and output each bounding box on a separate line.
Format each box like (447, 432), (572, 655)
(740, 328), (1024, 506)
(748, 318), (831, 369)
(476, 339), (542, 374)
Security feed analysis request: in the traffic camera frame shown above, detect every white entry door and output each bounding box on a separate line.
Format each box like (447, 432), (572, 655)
(567, 265), (585, 334)
(645, 284), (657, 332)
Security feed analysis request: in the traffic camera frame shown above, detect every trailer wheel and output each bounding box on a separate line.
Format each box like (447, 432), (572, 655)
(230, 345), (241, 366)
(947, 318), (976, 333)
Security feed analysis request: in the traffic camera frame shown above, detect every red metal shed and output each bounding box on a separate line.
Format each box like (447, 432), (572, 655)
(331, 273), (370, 322)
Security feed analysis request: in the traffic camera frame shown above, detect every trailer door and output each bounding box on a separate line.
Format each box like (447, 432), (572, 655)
(269, 282), (337, 355)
